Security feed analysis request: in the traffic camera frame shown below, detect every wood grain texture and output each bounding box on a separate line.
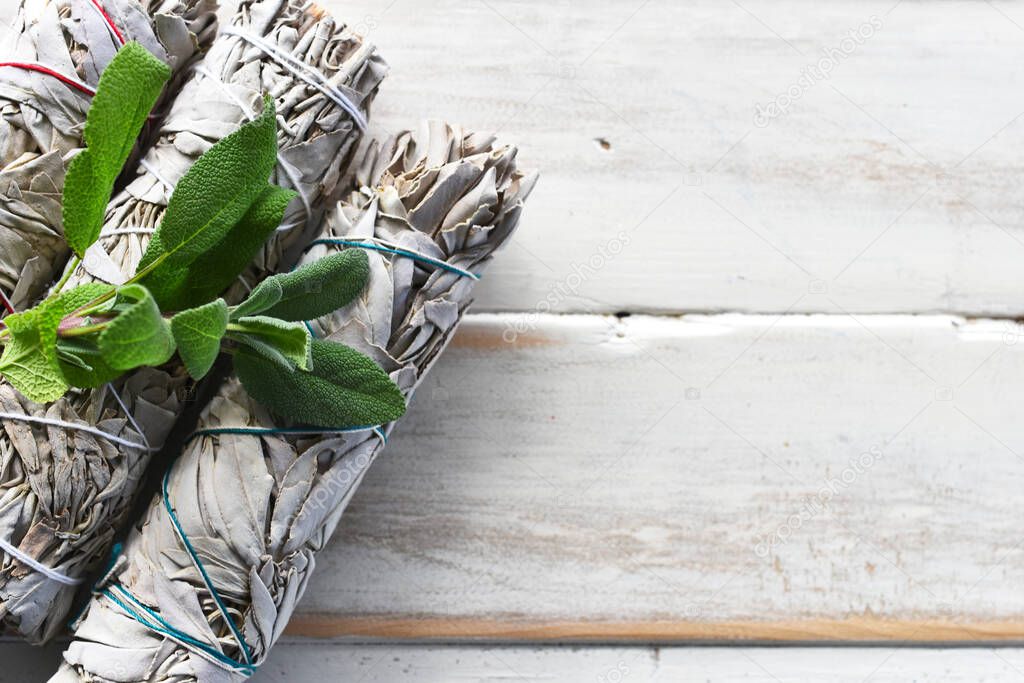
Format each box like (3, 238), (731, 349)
(250, 643), (1024, 682)
(285, 616), (1024, 643)
(326, 0), (1024, 316)
(5, 641), (1024, 682)
(1, 0), (1019, 673)
(277, 314), (1024, 641)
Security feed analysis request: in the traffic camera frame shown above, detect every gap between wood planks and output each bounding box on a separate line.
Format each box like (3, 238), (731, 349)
(467, 308), (1024, 323)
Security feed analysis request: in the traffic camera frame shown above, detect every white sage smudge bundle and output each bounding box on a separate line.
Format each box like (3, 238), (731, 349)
(53, 120), (536, 682)
(0, 0), (218, 311)
(0, 0), (385, 643)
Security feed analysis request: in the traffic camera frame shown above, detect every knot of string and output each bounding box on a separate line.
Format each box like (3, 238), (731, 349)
(220, 26), (368, 131)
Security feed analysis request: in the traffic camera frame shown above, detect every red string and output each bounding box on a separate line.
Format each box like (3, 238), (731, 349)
(0, 0), (127, 97)
(0, 289), (14, 316)
(89, 0), (126, 46)
(0, 62), (96, 96)
(0, 2), (127, 323)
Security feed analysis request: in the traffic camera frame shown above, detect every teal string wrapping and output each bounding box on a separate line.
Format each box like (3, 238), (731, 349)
(188, 425), (387, 445)
(305, 237), (481, 280)
(99, 469), (256, 675)
(101, 584), (255, 675)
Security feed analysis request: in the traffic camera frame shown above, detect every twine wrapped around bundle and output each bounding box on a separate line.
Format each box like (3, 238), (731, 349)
(0, 0), (218, 311)
(54, 121), (537, 682)
(0, 0), (385, 643)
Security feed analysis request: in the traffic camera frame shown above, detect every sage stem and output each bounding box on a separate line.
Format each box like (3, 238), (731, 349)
(51, 256), (81, 295)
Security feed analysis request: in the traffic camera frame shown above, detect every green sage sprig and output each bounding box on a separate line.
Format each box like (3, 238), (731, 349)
(0, 42), (405, 429)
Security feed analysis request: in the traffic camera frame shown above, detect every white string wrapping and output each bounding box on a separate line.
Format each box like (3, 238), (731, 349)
(220, 26), (369, 131)
(105, 382), (152, 452)
(0, 412), (156, 452)
(103, 227), (156, 236)
(0, 394), (152, 582)
(0, 535), (82, 586)
(138, 157), (176, 192)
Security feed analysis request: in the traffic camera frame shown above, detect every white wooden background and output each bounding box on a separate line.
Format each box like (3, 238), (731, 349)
(10, 0), (1024, 680)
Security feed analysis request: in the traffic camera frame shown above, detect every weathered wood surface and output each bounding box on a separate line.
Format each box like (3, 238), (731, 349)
(338, 0), (1024, 316)
(272, 314), (1024, 641)
(2, 0), (1022, 676)
(6, 641), (1024, 682)
(253, 644), (1024, 682)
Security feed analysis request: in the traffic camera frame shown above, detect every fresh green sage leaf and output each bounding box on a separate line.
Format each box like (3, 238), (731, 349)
(56, 344), (93, 371)
(46, 284), (119, 388)
(0, 299), (68, 402)
(226, 332), (295, 371)
(52, 282), (115, 311)
(137, 96), (279, 290)
(171, 299), (229, 380)
(235, 339), (406, 428)
(229, 278), (283, 322)
(63, 43), (171, 258)
(148, 184), (297, 310)
(97, 284), (174, 370)
(248, 250), (370, 322)
(57, 338), (121, 389)
(228, 316), (311, 370)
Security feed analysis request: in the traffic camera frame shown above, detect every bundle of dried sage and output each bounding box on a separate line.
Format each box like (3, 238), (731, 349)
(0, 0), (385, 643)
(0, 0), (218, 311)
(54, 121), (536, 682)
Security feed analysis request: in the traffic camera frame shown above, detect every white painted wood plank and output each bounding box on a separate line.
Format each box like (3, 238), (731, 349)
(251, 644), (1024, 682)
(6, 642), (1024, 682)
(325, 0), (1024, 315)
(281, 314), (1024, 640)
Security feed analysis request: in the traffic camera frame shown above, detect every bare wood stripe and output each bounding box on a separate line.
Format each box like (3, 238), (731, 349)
(286, 616), (1024, 643)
